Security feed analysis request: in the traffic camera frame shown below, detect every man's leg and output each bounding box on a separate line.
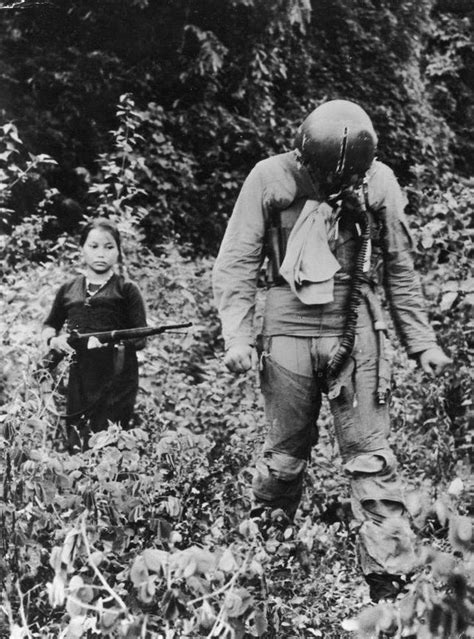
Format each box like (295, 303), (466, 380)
(325, 327), (417, 600)
(252, 336), (321, 519)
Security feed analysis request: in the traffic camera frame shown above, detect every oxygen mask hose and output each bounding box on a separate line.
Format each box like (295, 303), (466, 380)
(326, 207), (371, 380)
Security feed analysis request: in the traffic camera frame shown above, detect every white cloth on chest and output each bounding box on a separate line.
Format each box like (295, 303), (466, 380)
(279, 199), (341, 305)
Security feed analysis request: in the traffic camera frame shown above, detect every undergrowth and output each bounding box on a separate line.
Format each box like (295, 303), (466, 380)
(0, 229), (472, 638)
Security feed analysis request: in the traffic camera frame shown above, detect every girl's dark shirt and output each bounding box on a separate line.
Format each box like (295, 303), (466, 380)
(44, 273), (146, 339)
(44, 273), (147, 426)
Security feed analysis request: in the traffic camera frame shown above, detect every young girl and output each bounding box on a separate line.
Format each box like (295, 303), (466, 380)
(42, 217), (147, 452)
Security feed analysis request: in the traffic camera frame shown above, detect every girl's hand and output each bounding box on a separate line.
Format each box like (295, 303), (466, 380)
(87, 336), (106, 349)
(49, 335), (75, 355)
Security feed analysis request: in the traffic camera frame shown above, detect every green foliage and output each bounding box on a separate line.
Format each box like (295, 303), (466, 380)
(0, 0), (471, 252)
(0, 123), (64, 271)
(1, 214), (472, 637)
(0, 122), (56, 226)
(425, 5), (474, 174)
(344, 510), (473, 638)
(403, 175), (473, 480)
(0, 4), (472, 636)
(88, 93), (196, 243)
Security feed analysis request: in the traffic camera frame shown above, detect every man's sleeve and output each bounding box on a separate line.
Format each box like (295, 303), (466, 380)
(376, 167), (438, 357)
(212, 165), (267, 350)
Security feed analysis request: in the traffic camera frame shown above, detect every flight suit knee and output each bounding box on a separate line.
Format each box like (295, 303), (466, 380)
(252, 451), (306, 519)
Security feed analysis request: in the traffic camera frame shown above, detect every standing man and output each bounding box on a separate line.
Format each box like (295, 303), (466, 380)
(212, 100), (451, 601)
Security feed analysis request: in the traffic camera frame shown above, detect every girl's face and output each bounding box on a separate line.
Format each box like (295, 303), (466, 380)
(82, 228), (119, 275)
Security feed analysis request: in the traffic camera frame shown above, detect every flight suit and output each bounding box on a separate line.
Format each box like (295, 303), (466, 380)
(213, 151), (438, 579)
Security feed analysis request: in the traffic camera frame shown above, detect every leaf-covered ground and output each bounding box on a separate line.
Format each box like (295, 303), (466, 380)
(0, 230), (472, 638)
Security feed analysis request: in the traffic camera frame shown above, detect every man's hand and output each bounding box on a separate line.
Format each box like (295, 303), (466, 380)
(224, 344), (253, 374)
(419, 347), (452, 376)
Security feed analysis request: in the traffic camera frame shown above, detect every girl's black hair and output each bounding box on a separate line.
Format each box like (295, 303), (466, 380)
(79, 217), (123, 263)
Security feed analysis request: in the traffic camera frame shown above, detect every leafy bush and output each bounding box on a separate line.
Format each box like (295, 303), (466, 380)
(0, 15), (472, 633)
(0, 122), (59, 267)
(0, 0), (472, 252)
(1, 209), (472, 637)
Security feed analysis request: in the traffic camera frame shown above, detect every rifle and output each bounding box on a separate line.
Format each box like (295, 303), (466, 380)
(38, 322), (192, 374)
(67, 322), (193, 347)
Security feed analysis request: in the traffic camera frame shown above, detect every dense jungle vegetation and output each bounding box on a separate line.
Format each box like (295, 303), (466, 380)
(0, 0), (473, 637)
